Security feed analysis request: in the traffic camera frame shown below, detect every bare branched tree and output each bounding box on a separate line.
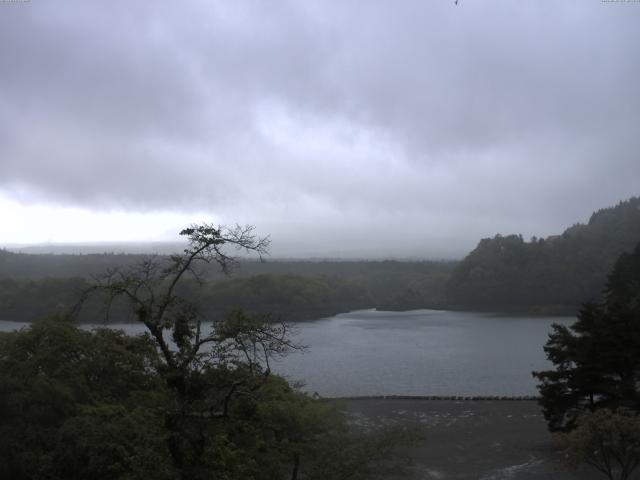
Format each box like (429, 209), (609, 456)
(76, 224), (303, 471)
(82, 224), (272, 369)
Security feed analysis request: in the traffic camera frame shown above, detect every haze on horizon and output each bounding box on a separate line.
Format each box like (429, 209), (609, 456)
(0, 1), (639, 259)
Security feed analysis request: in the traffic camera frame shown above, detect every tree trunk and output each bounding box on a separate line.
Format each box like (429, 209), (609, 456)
(291, 452), (300, 480)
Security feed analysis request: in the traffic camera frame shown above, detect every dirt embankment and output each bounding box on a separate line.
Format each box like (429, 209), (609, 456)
(341, 398), (610, 480)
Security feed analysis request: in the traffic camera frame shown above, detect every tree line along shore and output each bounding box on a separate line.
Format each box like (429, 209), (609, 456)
(1, 196), (639, 323)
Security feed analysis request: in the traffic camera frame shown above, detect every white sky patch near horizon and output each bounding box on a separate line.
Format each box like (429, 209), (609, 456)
(0, 194), (215, 245)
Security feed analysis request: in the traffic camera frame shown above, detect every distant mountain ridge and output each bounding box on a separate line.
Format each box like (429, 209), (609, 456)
(447, 196), (640, 313)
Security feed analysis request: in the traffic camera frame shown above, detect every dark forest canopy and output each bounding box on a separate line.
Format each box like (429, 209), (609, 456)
(0, 264), (454, 323)
(0, 249), (456, 282)
(1, 196), (639, 320)
(448, 197), (640, 313)
(0, 247), (455, 322)
(533, 241), (640, 432)
(0, 224), (416, 479)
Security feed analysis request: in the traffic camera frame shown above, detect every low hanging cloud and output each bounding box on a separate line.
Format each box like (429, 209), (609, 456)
(0, 1), (638, 257)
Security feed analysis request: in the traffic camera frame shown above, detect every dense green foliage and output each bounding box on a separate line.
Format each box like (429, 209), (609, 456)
(0, 224), (417, 479)
(0, 249), (145, 280)
(0, 261), (455, 323)
(533, 242), (640, 432)
(0, 318), (170, 479)
(449, 197), (640, 312)
(0, 318), (413, 480)
(0, 277), (89, 321)
(200, 274), (370, 320)
(561, 408), (640, 480)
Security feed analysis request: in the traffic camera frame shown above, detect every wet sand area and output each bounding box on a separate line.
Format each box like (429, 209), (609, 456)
(340, 398), (607, 480)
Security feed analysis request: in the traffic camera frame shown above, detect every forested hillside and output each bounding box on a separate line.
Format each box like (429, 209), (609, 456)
(0, 255), (455, 322)
(2, 197), (638, 320)
(447, 197), (640, 312)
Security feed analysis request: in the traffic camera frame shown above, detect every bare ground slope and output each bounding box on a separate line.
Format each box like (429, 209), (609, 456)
(342, 399), (622, 480)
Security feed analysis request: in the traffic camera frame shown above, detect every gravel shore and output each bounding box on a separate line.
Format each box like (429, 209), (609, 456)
(340, 398), (611, 480)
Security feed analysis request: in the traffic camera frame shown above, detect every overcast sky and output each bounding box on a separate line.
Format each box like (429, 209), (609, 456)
(0, 1), (638, 258)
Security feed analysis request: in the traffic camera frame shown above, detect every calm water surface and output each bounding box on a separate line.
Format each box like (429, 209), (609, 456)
(0, 309), (572, 397)
(273, 309), (572, 397)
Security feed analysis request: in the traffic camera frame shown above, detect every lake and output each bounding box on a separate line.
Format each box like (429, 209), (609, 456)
(0, 309), (573, 397)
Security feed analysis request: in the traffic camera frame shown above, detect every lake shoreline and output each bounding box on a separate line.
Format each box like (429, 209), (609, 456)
(376, 303), (578, 317)
(323, 394), (541, 401)
(1, 302), (577, 326)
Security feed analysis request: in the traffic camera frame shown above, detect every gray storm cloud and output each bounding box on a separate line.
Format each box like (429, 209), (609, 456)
(0, 0), (638, 257)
